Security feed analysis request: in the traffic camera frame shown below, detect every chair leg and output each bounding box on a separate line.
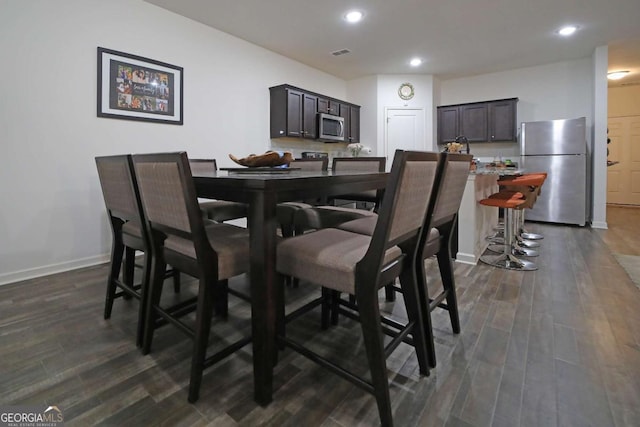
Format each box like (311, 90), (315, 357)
(122, 247), (136, 300)
(398, 267), (430, 377)
(436, 248), (461, 334)
(321, 287), (331, 329)
(104, 240), (124, 319)
(172, 268), (181, 293)
(142, 253), (167, 355)
(384, 282), (396, 302)
(355, 288), (394, 427)
(188, 275), (215, 403)
(213, 279), (229, 319)
(415, 257), (437, 369)
(330, 290), (340, 326)
(136, 252), (153, 348)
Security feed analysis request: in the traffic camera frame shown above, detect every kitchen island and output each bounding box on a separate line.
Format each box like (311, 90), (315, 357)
(456, 167), (522, 264)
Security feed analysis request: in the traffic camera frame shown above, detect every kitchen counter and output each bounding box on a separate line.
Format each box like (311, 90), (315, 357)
(456, 174), (500, 265)
(471, 166), (523, 176)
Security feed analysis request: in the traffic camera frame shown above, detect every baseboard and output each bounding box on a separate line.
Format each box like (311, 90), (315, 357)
(591, 221), (608, 230)
(454, 252), (478, 265)
(0, 254), (110, 287)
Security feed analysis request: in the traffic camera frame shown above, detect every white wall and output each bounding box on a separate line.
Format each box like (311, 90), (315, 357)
(0, 0), (346, 285)
(439, 56), (607, 227)
(439, 58), (594, 159)
(376, 75), (437, 153)
(591, 46), (608, 229)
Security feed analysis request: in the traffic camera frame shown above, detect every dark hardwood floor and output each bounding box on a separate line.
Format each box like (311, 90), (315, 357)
(1, 205), (639, 426)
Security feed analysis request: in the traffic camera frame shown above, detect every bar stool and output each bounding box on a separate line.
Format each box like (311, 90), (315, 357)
(479, 191), (537, 271)
(486, 190), (538, 258)
(497, 173), (547, 241)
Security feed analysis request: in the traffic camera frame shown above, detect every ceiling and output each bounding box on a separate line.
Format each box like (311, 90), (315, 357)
(145, 0), (640, 87)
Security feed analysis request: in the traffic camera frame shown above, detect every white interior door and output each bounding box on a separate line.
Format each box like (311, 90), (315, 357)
(607, 116), (640, 206)
(384, 108), (424, 171)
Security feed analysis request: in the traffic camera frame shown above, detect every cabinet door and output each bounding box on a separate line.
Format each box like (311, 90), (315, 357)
(489, 99), (517, 141)
(339, 103), (350, 141)
(302, 93), (317, 139)
(460, 104), (488, 142)
(317, 97), (329, 114)
(437, 106), (459, 144)
(348, 106), (360, 143)
(318, 98), (340, 115)
(285, 89), (303, 137)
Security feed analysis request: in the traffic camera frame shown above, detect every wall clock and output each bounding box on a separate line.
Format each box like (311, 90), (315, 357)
(398, 82), (414, 100)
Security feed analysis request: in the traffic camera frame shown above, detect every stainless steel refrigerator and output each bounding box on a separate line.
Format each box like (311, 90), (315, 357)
(520, 117), (588, 226)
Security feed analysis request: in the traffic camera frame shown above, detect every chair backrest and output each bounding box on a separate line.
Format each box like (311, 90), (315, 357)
(429, 153), (473, 228)
(359, 150), (441, 282)
(188, 158), (218, 175)
(95, 154), (144, 226)
(133, 152), (211, 259)
(418, 153), (472, 259)
(332, 157), (386, 203)
(332, 157), (386, 173)
(290, 157), (328, 172)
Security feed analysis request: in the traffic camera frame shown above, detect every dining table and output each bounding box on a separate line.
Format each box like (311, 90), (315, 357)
(192, 168), (389, 406)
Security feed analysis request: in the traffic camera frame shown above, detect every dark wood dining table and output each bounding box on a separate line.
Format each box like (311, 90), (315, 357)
(193, 168), (389, 405)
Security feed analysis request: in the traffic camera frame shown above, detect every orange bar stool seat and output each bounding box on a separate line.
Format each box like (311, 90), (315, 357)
(497, 173), (547, 241)
(479, 191), (537, 271)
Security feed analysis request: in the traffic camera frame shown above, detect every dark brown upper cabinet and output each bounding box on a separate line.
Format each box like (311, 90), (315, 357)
(460, 103), (489, 142)
(270, 84), (359, 142)
(271, 87), (317, 139)
(488, 99), (518, 142)
(339, 103), (360, 143)
(437, 98), (518, 144)
(317, 97), (339, 115)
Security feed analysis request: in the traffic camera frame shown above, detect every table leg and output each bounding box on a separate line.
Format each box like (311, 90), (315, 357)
(248, 191), (278, 406)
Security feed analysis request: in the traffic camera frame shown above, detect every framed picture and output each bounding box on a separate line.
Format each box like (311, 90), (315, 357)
(97, 47), (183, 125)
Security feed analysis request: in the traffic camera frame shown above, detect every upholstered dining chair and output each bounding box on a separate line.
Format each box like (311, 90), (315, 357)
(290, 156), (385, 235)
(132, 152), (251, 403)
(330, 156), (386, 210)
(188, 159), (248, 222)
(95, 154), (180, 347)
(414, 153), (472, 367)
(337, 153), (472, 367)
(276, 157), (329, 239)
(276, 150), (441, 427)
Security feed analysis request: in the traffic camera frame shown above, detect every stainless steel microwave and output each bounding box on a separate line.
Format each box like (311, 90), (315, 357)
(318, 113), (345, 142)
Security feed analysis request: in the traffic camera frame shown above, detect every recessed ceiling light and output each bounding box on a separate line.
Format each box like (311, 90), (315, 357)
(410, 58), (422, 67)
(345, 10), (363, 23)
(607, 71), (630, 80)
(558, 25), (578, 36)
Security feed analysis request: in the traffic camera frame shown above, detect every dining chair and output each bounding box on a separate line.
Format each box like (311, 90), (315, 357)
(276, 157), (329, 239)
(132, 152), (251, 403)
(413, 153), (472, 367)
(95, 154), (180, 347)
(330, 157), (387, 211)
(290, 157), (385, 235)
(188, 159), (248, 222)
(276, 150), (440, 426)
(337, 154), (472, 365)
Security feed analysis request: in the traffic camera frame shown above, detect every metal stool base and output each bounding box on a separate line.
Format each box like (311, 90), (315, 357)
(479, 253), (538, 271)
(521, 231), (543, 240)
(516, 236), (540, 248)
(487, 244), (539, 257)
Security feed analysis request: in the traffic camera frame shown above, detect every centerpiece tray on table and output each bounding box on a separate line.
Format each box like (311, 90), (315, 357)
(222, 151), (299, 173)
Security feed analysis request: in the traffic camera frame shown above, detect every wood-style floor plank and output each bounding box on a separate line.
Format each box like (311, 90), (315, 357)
(1, 206), (639, 426)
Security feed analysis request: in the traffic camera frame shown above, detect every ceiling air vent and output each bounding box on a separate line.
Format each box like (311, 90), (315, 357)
(331, 49), (351, 56)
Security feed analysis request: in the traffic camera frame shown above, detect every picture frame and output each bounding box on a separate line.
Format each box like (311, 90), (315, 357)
(97, 47), (183, 125)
